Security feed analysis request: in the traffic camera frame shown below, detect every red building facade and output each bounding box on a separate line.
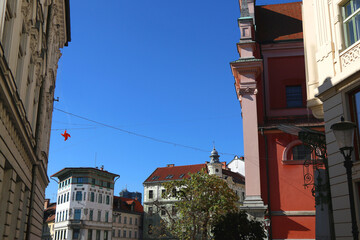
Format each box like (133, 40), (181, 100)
(230, 1), (322, 239)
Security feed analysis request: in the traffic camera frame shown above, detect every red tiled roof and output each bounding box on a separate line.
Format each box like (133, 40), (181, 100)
(113, 196), (143, 213)
(255, 2), (303, 43)
(44, 202), (56, 223)
(144, 164), (207, 183)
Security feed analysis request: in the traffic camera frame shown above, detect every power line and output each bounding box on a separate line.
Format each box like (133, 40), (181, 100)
(53, 108), (237, 156)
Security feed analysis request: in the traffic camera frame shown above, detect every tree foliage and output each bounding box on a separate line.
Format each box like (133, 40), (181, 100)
(160, 169), (239, 240)
(212, 211), (266, 240)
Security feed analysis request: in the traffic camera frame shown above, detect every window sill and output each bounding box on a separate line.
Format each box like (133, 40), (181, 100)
(282, 160), (306, 165)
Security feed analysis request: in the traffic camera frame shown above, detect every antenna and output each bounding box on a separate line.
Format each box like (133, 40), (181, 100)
(95, 152), (97, 168)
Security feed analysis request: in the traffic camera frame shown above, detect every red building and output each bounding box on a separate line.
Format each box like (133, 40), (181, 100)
(230, 1), (322, 239)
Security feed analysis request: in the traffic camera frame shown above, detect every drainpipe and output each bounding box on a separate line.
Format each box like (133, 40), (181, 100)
(261, 128), (272, 240)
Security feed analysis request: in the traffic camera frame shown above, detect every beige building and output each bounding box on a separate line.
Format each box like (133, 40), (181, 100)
(42, 199), (56, 240)
(0, 0), (70, 239)
(112, 197), (143, 240)
(303, 0), (360, 239)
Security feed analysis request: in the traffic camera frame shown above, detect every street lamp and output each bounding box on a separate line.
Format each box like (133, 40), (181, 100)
(331, 117), (358, 240)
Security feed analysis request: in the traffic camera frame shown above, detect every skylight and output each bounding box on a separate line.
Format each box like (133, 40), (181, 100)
(179, 174), (185, 178)
(151, 176), (160, 180)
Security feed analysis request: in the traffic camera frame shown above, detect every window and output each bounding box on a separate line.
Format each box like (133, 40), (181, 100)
(89, 210), (93, 221)
(135, 231), (138, 238)
(112, 230), (115, 237)
(149, 190), (153, 199)
(92, 178), (96, 185)
(118, 229), (121, 237)
(105, 212), (109, 222)
(135, 218), (138, 225)
(118, 215), (122, 223)
(113, 216), (116, 222)
(172, 206), (177, 215)
(84, 192), (86, 201)
(179, 173), (185, 178)
(77, 177), (84, 184)
(161, 207), (166, 216)
(123, 230), (127, 238)
(292, 144), (312, 160)
(60, 195), (63, 204)
(74, 209), (81, 220)
(129, 230), (132, 238)
(106, 195), (110, 205)
(88, 229), (93, 239)
(124, 216), (127, 224)
(98, 211), (101, 222)
(75, 191), (82, 201)
(67, 192), (69, 202)
(148, 207), (153, 215)
(350, 89), (360, 159)
(165, 174), (174, 179)
(104, 230), (108, 240)
(151, 176), (160, 180)
(98, 194), (103, 203)
(91, 192), (95, 202)
(96, 230), (101, 240)
(130, 217), (132, 225)
(342, 0), (360, 48)
(286, 85), (303, 108)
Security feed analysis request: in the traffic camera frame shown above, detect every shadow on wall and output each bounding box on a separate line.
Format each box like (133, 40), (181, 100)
(271, 215), (313, 239)
(255, 7), (303, 43)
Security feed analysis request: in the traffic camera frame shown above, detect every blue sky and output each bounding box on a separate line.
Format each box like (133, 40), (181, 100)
(46, 0), (302, 202)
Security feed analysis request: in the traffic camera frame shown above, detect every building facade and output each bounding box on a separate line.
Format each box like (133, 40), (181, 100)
(0, 0), (70, 239)
(142, 148), (245, 239)
(112, 197), (143, 240)
(119, 189), (142, 204)
(42, 199), (56, 240)
(303, 0), (360, 238)
(51, 167), (119, 240)
(230, 1), (319, 239)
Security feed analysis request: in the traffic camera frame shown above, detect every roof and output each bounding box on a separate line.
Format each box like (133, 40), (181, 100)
(144, 164), (207, 183)
(255, 2), (303, 43)
(113, 196), (143, 213)
(44, 202), (56, 223)
(51, 167), (119, 179)
(222, 169), (245, 184)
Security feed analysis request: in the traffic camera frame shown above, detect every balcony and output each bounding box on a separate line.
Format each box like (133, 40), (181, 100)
(67, 219), (83, 228)
(340, 40), (360, 69)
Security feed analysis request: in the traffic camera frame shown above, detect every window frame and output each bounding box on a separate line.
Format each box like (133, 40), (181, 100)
(342, 0), (360, 48)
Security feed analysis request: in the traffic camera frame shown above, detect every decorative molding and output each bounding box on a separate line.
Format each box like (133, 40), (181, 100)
(271, 210), (316, 216)
(340, 41), (360, 69)
(238, 87), (258, 96)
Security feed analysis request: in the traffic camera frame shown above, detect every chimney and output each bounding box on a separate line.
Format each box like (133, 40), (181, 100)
(167, 164), (175, 167)
(44, 199), (50, 209)
(240, 156), (244, 161)
(100, 165), (104, 171)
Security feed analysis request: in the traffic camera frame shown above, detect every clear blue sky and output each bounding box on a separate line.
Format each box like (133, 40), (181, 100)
(46, 0), (302, 202)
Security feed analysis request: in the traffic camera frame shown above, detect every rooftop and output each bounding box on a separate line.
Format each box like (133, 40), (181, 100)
(51, 167), (119, 179)
(255, 2), (303, 43)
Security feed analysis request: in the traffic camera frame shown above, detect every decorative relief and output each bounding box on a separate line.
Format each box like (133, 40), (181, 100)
(238, 87), (258, 96)
(340, 42), (360, 68)
(0, 100), (32, 171)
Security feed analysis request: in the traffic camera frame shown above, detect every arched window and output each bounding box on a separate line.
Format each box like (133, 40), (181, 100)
(283, 140), (313, 164)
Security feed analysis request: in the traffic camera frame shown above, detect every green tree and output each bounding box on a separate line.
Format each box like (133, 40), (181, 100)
(160, 169), (239, 240)
(212, 211), (266, 240)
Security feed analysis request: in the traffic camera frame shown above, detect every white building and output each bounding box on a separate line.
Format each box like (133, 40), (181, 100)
(51, 167), (119, 240)
(227, 155), (245, 176)
(0, 0), (70, 239)
(142, 148), (245, 239)
(302, 0), (360, 238)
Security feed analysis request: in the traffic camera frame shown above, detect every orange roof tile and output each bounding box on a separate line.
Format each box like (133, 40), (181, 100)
(255, 2), (303, 43)
(144, 163), (207, 183)
(113, 196), (143, 213)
